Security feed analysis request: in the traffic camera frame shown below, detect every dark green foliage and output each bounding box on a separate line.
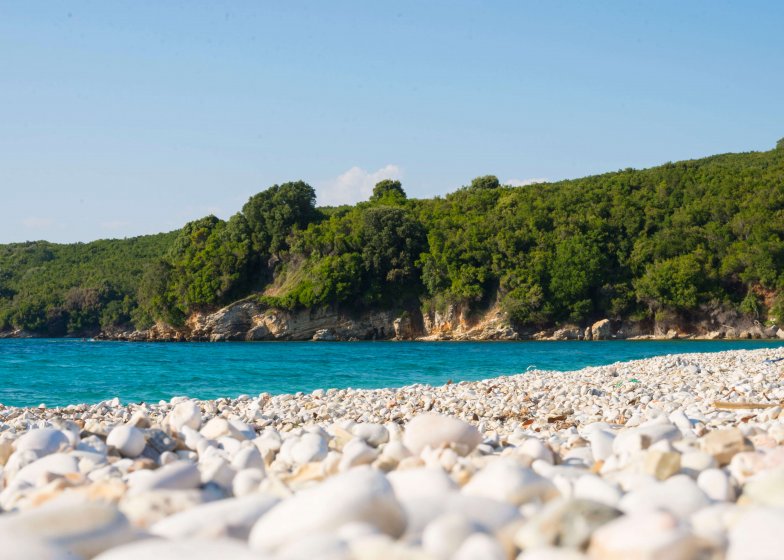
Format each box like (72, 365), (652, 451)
(242, 181), (318, 255)
(2, 141), (784, 336)
(370, 180), (407, 204)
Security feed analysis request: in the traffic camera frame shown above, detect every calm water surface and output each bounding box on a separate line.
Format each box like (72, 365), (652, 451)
(0, 339), (782, 407)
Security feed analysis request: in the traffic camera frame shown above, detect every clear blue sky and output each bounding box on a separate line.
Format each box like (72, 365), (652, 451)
(1, 1), (782, 243)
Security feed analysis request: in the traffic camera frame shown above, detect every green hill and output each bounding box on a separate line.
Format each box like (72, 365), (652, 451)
(2, 139), (784, 337)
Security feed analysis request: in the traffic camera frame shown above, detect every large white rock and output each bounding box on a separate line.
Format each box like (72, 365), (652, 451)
(697, 468), (735, 501)
(151, 493), (279, 540)
(453, 533), (507, 560)
(388, 467), (457, 502)
(618, 474), (709, 519)
(727, 507), (784, 560)
(127, 461), (201, 495)
(167, 401), (202, 433)
(0, 499), (136, 558)
(93, 538), (267, 560)
(403, 414), (482, 456)
(462, 458), (557, 505)
(352, 423), (390, 447)
(289, 433), (329, 466)
(422, 513), (478, 560)
(14, 428), (69, 457)
(589, 511), (699, 560)
(248, 466), (406, 552)
(14, 453), (79, 485)
(0, 536), (80, 560)
(106, 426), (146, 458)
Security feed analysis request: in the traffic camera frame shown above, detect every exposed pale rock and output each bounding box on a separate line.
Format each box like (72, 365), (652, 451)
(462, 458), (557, 505)
(741, 466), (784, 506)
(248, 467), (406, 552)
(701, 428), (748, 465)
(643, 450), (681, 480)
(106, 426), (146, 458)
(515, 498), (620, 550)
(697, 468), (735, 501)
(14, 428), (69, 457)
(289, 433), (329, 465)
(726, 507), (784, 560)
(0, 536), (81, 560)
(167, 401), (202, 432)
(127, 461), (201, 495)
(403, 414), (482, 456)
(92, 538), (266, 560)
(0, 499), (136, 558)
(422, 513), (478, 559)
(151, 493), (279, 540)
(589, 511), (699, 560)
(619, 475), (709, 519)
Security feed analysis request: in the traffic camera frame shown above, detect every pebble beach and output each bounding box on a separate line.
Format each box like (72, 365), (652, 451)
(2, 347), (784, 559)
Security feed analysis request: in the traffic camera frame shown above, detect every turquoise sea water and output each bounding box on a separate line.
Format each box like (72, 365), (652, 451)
(0, 339), (782, 407)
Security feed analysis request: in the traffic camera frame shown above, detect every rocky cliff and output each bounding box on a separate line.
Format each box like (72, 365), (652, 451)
(95, 299), (784, 343)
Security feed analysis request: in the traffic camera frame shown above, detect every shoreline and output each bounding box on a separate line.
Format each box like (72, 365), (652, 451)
(1, 347), (784, 558)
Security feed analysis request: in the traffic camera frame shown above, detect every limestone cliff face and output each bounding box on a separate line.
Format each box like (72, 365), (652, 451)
(418, 304), (519, 341)
(99, 299), (784, 342)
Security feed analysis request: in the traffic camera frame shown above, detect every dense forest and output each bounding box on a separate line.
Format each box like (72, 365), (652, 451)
(2, 140), (783, 337)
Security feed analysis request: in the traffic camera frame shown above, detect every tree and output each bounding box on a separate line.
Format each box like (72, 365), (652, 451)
(469, 175), (500, 190)
(370, 180), (406, 204)
(242, 181), (317, 255)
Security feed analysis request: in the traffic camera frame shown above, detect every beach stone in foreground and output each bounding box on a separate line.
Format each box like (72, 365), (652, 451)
(402, 413), (483, 456)
(93, 538), (266, 560)
(248, 466), (405, 552)
(0, 499), (136, 558)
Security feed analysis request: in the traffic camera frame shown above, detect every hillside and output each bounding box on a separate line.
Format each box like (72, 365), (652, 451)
(2, 140), (784, 339)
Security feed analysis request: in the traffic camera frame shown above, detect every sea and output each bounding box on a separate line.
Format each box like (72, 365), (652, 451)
(0, 339), (782, 408)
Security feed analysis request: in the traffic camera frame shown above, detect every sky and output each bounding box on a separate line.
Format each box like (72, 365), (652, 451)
(1, 1), (782, 243)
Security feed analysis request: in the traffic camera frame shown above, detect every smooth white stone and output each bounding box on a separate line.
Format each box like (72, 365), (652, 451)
(276, 533), (350, 560)
(697, 468), (735, 501)
(518, 438), (555, 464)
(402, 414), (482, 456)
(231, 446), (265, 471)
(128, 461), (201, 495)
(0, 499), (136, 558)
(453, 533), (506, 560)
(352, 423), (390, 447)
(727, 507), (784, 560)
(387, 468), (457, 502)
(14, 429), (69, 457)
(741, 466), (784, 507)
(573, 474), (623, 507)
(589, 510), (699, 560)
(248, 467), (405, 552)
(339, 438), (378, 471)
(679, 451), (717, 477)
(92, 538), (266, 560)
(167, 401), (202, 432)
(106, 426), (146, 458)
(618, 474), (709, 519)
(151, 493), (279, 540)
(516, 547), (588, 560)
(422, 513), (478, 560)
(588, 429), (615, 462)
(232, 468), (266, 497)
(0, 535), (81, 560)
(14, 453), (79, 484)
(462, 458), (556, 505)
(290, 433), (328, 465)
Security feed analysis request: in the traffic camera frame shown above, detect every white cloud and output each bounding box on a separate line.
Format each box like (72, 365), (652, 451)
(316, 164), (402, 206)
(505, 177), (548, 187)
(21, 217), (54, 228)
